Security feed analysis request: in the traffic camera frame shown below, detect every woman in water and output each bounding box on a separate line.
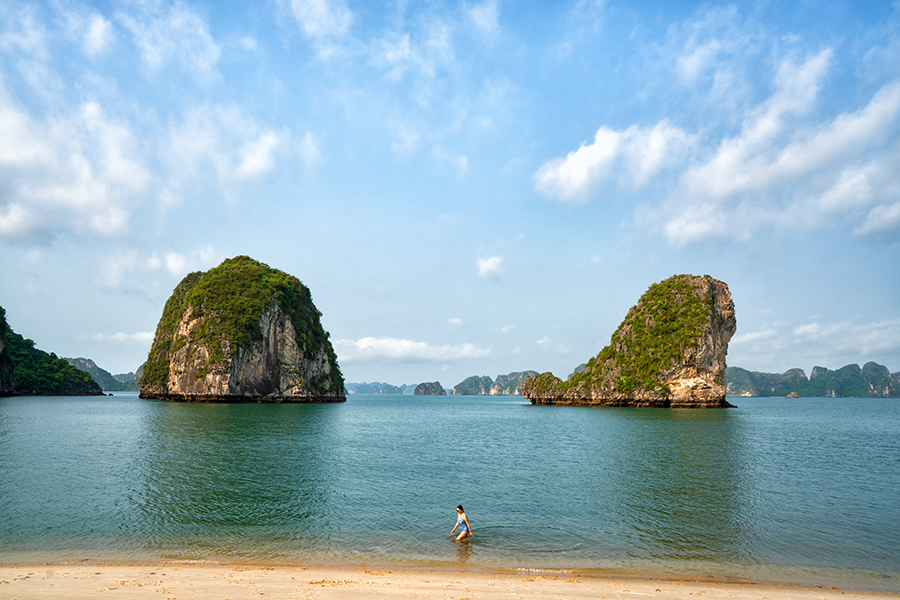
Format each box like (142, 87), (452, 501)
(451, 505), (473, 541)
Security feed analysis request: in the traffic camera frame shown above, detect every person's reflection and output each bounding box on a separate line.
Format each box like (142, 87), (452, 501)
(454, 539), (474, 563)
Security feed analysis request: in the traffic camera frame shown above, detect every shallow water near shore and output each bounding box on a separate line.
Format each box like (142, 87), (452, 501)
(1, 394), (898, 591)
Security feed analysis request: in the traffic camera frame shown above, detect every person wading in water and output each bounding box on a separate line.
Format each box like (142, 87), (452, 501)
(451, 505), (473, 541)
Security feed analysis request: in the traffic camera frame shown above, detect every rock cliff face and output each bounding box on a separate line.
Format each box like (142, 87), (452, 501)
(452, 371), (539, 395)
(522, 274), (736, 408)
(414, 381), (446, 395)
(140, 256), (344, 403)
(453, 375), (493, 395)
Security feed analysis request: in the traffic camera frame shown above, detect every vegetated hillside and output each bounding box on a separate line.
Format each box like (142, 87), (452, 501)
(0, 306), (103, 396)
(66, 358), (141, 391)
(726, 363), (900, 397)
(453, 371), (539, 395)
(523, 274), (736, 408)
(141, 256), (343, 402)
(414, 381), (446, 395)
(454, 375), (493, 395)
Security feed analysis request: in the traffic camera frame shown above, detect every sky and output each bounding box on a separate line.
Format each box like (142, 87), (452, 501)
(1, 0), (899, 388)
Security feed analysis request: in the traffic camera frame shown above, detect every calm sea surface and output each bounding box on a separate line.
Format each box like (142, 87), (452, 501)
(1, 394), (898, 590)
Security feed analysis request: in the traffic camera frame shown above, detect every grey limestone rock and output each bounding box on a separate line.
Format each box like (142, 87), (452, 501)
(523, 274), (736, 408)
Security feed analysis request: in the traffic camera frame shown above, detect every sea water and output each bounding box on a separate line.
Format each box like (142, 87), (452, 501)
(1, 394), (898, 591)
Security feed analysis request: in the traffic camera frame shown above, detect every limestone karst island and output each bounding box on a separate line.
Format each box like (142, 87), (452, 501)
(522, 274), (737, 408)
(139, 256), (345, 403)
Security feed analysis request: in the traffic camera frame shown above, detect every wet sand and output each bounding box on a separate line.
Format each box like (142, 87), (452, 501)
(1, 563), (896, 600)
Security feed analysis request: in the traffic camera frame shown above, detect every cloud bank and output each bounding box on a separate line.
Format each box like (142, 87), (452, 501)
(333, 337), (491, 363)
(535, 29), (900, 243)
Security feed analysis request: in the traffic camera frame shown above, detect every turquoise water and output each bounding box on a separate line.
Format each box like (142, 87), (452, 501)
(1, 394), (898, 591)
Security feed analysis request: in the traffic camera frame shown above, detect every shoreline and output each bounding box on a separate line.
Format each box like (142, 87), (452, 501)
(0, 555), (900, 600)
(1, 560), (898, 600)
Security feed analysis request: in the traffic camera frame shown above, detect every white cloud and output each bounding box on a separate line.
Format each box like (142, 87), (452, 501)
(83, 14), (114, 56)
(97, 247), (219, 288)
(87, 331), (155, 344)
(157, 247), (219, 278)
(333, 337), (491, 363)
(292, 0), (352, 38)
(235, 130), (287, 179)
(791, 319), (900, 358)
(290, 0), (352, 58)
(373, 22), (456, 82)
(119, 2), (220, 77)
(298, 131), (321, 167)
(534, 121), (692, 203)
(855, 202), (900, 235)
(730, 329), (778, 345)
(729, 319), (900, 370)
(163, 104), (292, 196)
(501, 324), (514, 333)
(477, 256), (504, 277)
(0, 7), (46, 57)
(448, 318), (464, 326)
(468, 0), (499, 36)
(0, 97), (150, 239)
(662, 73), (900, 244)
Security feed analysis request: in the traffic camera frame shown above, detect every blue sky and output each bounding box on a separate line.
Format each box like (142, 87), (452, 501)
(1, 0), (898, 387)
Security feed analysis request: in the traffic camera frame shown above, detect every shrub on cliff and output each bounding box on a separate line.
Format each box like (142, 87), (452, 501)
(523, 274), (736, 408)
(141, 256), (343, 401)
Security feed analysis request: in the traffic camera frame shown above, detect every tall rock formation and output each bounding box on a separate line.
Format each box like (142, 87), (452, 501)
(522, 274), (737, 408)
(453, 375), (493, 395)
(140, 256), (344, 403)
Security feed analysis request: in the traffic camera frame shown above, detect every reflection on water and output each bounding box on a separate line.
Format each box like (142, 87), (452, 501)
(0, 394), (898, 591)
(134, 401), (340, 560)
(596, 408), (754, 564)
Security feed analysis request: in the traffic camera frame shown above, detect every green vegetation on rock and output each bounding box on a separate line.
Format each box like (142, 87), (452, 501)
(523, 274), (736, 408)
(414, 381), (446, 395)
(559, 275), (712, 395)
(453, 375), (493, 395)
(452, 371), (539, 395)
(142, 256), (343, 395)
(66, 358), (141, 391)
(0, 306), (102, 396)
(725, 363), (900, 397)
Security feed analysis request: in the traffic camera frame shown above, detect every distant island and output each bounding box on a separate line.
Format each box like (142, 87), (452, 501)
(0, 306), (103, 396)
(452, 371), (539, 395)
(414, 381), (446, 395)
(344, 373), (538, 396)
(523, 274), (737, 408)
(140, 256), (344, 403)
(345, 382), (416, 394)
(66, 358), (142, 392)
(725, 363), (900, 398)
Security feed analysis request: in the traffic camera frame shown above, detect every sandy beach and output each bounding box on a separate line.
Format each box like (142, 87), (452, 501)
(1, 563), (897, 600)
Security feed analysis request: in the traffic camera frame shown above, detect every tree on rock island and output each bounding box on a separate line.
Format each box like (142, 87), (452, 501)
(522, 274), (736, 408)
(140, 256), (344, 403)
